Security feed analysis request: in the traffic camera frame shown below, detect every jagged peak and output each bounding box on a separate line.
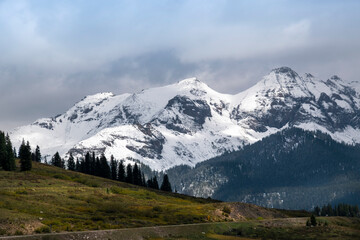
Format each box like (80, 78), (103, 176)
(329, 75), (342, 81)
(270, 66), (299, 79)
(304, 73), (314, 79)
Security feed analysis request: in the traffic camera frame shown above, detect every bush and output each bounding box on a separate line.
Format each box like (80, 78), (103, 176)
(53, 174), (71, 180)
(35, 226), (51, 233)
(310, 214), (317, 226)
(91, 215), (104, 221)
(14, 230), (23, 235)
(223, 206), (231, 214)
(0, 228), (7, 235)
(152, 206), (163, 212)
(110, 186), (122, 194)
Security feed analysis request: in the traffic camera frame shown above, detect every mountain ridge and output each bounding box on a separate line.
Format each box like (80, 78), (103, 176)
(10, 67), (360, 170)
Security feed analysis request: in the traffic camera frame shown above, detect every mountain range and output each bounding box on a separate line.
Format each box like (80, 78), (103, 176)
(10, 66), (360, 209)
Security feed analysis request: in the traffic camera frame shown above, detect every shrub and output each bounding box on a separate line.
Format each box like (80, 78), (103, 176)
(14, 230), (23, 235)
(91, 215), (104, 221)
(110, 186), (122, 194)
(53, 174), (71, 180)
(0, 228), (7, 235)
(310, 214), (317, 226)
(152, 206), (163, 212)
(223, 206), (231, 214)
(15, 189), (28, 195)
(35, 226), (51, 233)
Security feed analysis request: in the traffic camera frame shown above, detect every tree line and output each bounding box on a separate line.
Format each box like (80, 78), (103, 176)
(0, 131), (41, 172)
(0, 131), (16, 171)
(51, 151), (172, 192)
(313, 203), (360, 217)
(0, 131), (172, 192)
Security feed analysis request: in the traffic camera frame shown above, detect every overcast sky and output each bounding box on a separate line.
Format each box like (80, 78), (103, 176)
(1, 0), (360, 131)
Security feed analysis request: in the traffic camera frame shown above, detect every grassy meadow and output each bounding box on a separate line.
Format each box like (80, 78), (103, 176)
(0, 160), (280, 236)
(0, 160), (359, 240)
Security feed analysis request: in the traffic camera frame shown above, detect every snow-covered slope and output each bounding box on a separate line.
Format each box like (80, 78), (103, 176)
(10, 68), (360, 170)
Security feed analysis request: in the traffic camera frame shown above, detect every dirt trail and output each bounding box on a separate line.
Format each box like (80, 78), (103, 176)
(0, 218), (305, 240)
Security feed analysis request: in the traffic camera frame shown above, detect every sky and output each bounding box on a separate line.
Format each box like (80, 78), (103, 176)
(1, 0), (360, 131)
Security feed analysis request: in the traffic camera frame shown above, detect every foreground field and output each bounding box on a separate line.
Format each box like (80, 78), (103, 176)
(1, 217), (360, 240)
(0, 161), (284, 236)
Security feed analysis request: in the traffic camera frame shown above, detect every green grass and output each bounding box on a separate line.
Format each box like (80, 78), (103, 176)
(1, 161), (359, 239)
(0, 161), (232, 235)
(142, 218), (360, 240)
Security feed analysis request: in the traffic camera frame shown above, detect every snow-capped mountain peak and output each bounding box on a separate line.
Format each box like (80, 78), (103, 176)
(10, 67), (360, 170)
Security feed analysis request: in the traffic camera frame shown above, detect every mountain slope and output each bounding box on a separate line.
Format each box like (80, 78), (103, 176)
(0, 161), (288, 236)
(167, 128), (360, 209)
(10, 67), (360, 170)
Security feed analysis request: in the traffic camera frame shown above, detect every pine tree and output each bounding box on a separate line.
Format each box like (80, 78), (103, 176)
(118, 160), (125, 182)
(160, 174), (172, 192)
(13, 147), (17, 158)
(67, 153), (75, 171)
(75, 158), (80, 172)
(91, 152), (96, 175)
(125, 164), (133, 184)
(153, 176), (159, 189)
(110, 155), (117, 180)
(310, 214), (317, 226)
(99, 154), (110, 178)
(142, 173), (146, 186)
(314, 206), (321, 216)
(51, 152), (63, 168)
(4, 134), (16, 171)
(133, 163), (141, 185)
(35, 145), (41, 162)
(19, 140), (32, 171)
(84, 152), (91, 174)
(0, 131), (6, 170)
(95, 157), (101, 176)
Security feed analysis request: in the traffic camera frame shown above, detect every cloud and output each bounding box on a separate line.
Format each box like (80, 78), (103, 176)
(0, 0), (360, 132)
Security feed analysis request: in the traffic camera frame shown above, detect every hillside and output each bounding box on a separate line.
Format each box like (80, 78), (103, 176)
(168, 128), (360, 209)
(0, 161), (285, 236)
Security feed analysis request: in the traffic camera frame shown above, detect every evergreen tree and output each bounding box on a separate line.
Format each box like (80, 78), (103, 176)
(84, 152), (91, 174)
(321, 205), (327, 216)
(4, 134), (16, 171)
(153, 176), (159, 189)
(67, 153), (75, 171)
(125, 164), (133, 184)
(51, 152), (63, 168)
(117, 160), (125, 182)
(35, 145), (41, 162)
(160, 174), (172, 192)
(19, 140), (32, 171)
(310, 214), (317, 226)
(99, 154), (110, 178)
(133, 163), (141, 185)
(13, 147), (17, 158)
(142, 173), (146, 186)
(90, 152), (96, 175)
(314, 206), (321, 216)
(95, 157), (101, 176)
(31, 152), (35, 162)
(0, 131), (6, 170)
(75, 158), (80, 172)
(110, 155), (117, 180)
